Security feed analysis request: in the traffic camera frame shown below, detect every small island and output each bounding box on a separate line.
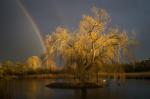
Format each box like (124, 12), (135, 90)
(46, 80), (107, 89)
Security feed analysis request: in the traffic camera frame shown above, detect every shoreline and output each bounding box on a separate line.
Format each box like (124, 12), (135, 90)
(1, 72), (150, 80)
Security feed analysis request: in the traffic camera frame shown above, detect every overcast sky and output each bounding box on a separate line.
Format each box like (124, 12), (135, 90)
(0, 0), (150, 61)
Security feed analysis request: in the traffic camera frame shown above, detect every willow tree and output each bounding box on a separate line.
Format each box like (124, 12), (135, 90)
(45, 7), (135, 83)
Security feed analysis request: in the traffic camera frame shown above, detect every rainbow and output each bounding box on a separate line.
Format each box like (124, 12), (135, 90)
(16, 0), (46, 52)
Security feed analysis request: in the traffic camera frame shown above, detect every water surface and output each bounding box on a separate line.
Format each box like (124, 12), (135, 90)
(0, 79), (150, 99)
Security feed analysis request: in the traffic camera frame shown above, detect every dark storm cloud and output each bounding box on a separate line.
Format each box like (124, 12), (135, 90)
(91, 0), (150, 59)
(0, 0), (44, 61)
(21, 0), (64, 33)
(0, 0), (150, 60)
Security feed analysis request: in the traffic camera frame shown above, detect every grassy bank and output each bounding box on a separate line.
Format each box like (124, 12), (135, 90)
(22, 72), (150, 79)
(125, 72), (150, 79)
(1, 72), (150, 80)
(97, 72), (150, 79)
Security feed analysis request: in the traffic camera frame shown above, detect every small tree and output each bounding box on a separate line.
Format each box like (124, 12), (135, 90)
(45, 7), (135, 83)
(27, 56), (41, 70)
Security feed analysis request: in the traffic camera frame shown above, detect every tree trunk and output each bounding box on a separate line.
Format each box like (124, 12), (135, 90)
(96, 71), (99, 83)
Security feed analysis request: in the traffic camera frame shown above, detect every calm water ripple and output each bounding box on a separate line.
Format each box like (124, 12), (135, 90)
(0, 79), (150, 99)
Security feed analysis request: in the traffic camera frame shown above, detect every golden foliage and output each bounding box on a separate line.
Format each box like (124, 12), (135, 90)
(44, 7), (136, 80)
(27, 56), (41, 70)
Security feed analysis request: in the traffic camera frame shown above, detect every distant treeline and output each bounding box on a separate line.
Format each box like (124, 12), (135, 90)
(0, 60), (60, 79)
(0, 58), (150, 79)
(123, 58), (150, 72)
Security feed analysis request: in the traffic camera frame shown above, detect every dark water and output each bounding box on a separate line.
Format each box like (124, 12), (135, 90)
(0, 79), (150, 99)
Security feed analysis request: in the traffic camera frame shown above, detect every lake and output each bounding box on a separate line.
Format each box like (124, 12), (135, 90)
(0, 79), (150, 99)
